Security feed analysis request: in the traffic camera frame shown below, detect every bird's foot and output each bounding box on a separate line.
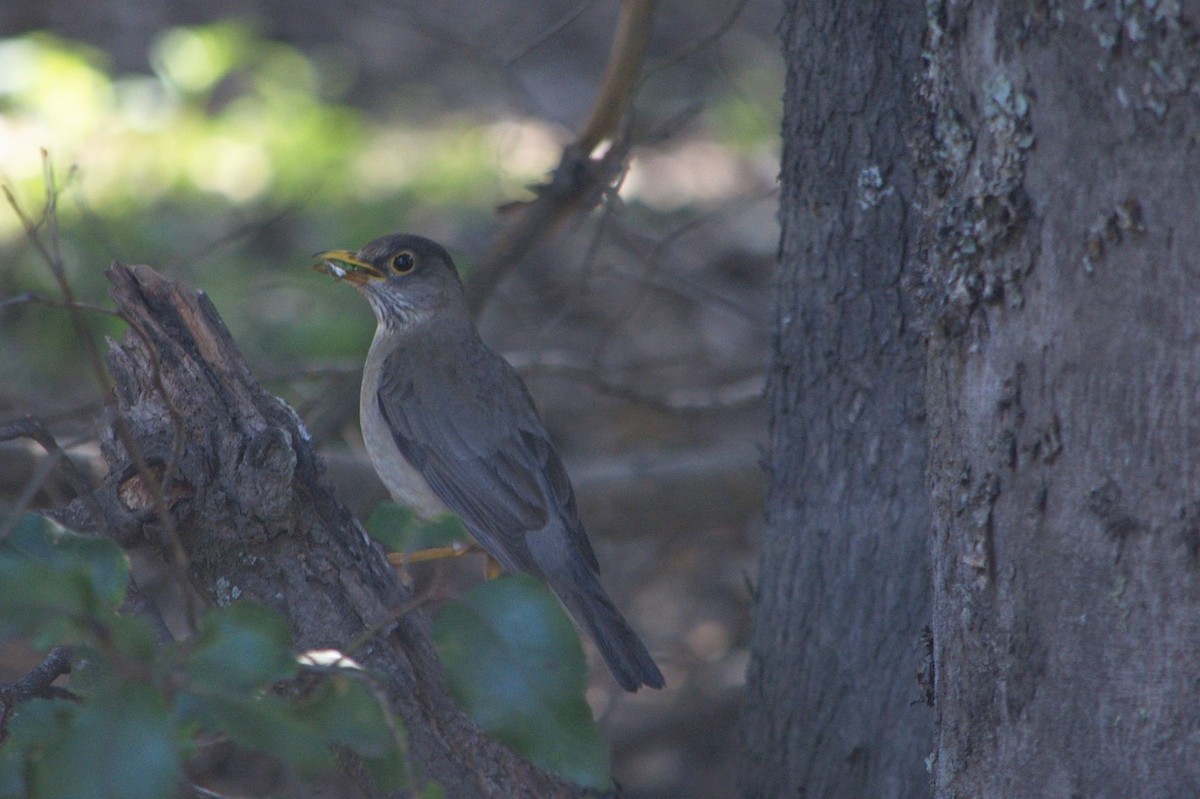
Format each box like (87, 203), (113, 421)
(386, 542), (477, 566)
(386, 544), (504, 580)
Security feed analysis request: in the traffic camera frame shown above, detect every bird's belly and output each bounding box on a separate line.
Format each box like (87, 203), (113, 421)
(360, 358), (447, 519)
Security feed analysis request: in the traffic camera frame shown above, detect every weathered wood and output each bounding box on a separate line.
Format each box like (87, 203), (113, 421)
(69, 263), (586, 798)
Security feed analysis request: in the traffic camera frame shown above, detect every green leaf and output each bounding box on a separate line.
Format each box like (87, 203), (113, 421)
(0, 514), (129, 639)
(365, 503), (468, 552)
(433, 574), (610, 790)
(410, 513), (471, 550)
(416, 783), (447, 799)
(361, 753), (409, 794)
(0, 756), (23, 799)
(1, 515), (128, 606)
(295, 676), (395, 758)
(28, 683), (181, 799)
(364, 502), (418, 550)
(290, 674), (406, 790)
(179, 692), (333, 777)
(108, 614), (161, 664)
(65, 645), (114, 695)
(0, 698), (62, 799)
(183, 602), (297, 692)
(296, 676), (408, 791)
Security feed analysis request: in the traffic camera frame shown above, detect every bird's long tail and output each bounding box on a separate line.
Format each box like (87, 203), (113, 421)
(546, 557), (665, 692)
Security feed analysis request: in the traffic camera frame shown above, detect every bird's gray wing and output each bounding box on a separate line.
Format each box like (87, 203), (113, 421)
(376, 342), (597, 574)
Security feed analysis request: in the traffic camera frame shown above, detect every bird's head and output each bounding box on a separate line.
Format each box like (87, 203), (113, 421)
(312, 233), (467, 327)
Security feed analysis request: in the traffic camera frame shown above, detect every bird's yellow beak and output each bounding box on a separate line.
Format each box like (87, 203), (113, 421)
(311, 250), (385, 286)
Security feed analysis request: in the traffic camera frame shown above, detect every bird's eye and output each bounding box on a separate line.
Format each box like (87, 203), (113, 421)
(391, 251), (415, 274)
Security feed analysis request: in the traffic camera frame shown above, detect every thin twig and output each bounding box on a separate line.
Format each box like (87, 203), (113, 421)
(585, 187), (775, 365)
(466, 0), (657, 314)
(3, 161), (111, 403)
(501, 0), (595, 65)
(0, 418), (105, 532)
(507, 352), (765, 412)
(0, 646), (77, 743)
(527, 163), (629, 339)
(0, 290), (128, 318)
(575, 0), (656, 155)
(640, 0), (750, 83)
(4, 159), (198, 632)
(187, 786), (236, 799)
(0, 448), (61, 543)
(344, 593), (436, 658)
(467, 136), (632, 315)
(167, 205), (294, 272)
(345, 0), (544, 118)
(121, 581), (177, 645)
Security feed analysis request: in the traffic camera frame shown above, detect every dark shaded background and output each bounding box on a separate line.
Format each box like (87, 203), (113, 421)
(0, 2), (780, 796)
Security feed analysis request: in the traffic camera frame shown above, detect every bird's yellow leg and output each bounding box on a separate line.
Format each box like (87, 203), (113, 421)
(385, 544), (503, 580)
(386, 541), (478, 566)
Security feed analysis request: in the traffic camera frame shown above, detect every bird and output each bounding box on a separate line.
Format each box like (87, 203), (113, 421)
(311, 233), (664, 692)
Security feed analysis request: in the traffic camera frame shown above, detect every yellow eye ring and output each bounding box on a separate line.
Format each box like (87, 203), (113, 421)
(392, 251), (415, 273)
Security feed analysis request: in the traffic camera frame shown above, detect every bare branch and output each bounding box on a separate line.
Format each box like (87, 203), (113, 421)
(575, 0), (656, 155)
(75, 262), (589, 797)
(0, 291), (122, 317)
(0, 647), (77, 744)
(506, 351), (765, 412)
(4, 162), (198, 630)
(0, 447), (61, 543)
(0, 418), (103, 536)
(467, 137), (630, 314)
(466, 0), (657, 315)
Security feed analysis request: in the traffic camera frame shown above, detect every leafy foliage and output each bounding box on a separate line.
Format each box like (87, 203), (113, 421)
(182, 602), (297, 692)
(0, 514), (403, 799)
(365, 501), (470, 553)
(0, 513), (611, 795)
(24, 683), (179, 799)
(0, 513), (129, 643)
(434, 574), (611, 790)
(370, 505), (610, 788)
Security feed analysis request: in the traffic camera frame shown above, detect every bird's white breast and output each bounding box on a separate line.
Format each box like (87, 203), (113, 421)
(359, 325), (448, 519)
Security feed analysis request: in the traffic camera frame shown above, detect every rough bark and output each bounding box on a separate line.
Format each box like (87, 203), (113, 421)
(739, 2), (932, 797)
(61, 263), (587, 799)
(918, 1), (1200, 795)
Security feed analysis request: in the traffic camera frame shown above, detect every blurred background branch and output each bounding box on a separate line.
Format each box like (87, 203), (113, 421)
(466, 0), (656, 314)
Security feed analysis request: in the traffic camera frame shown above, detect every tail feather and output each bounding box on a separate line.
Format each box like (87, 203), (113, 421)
(548, 561), (665, 692)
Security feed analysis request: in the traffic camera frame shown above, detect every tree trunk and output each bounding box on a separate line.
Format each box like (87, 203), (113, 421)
(919, 1), (1200, 794)
(739, 2), (932, 797)
(60, 263), (587, 799)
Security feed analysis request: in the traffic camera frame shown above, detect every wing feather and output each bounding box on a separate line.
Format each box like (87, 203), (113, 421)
(376, 336), (597, 574)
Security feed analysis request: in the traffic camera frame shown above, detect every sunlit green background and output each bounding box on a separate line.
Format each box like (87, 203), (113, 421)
(0, 20), (778, 395)
(1, 23), (549, 385)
